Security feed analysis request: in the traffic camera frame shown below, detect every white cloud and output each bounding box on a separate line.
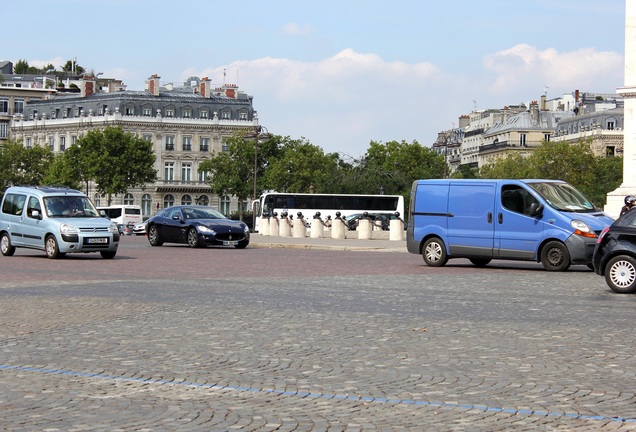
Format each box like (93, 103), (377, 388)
(484, 44), (623, 95)
(179, 45), (624, 157)
(282, 22), (312, 36)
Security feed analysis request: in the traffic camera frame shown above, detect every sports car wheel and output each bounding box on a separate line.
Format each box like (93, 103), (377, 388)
(148, 225), (163, 246)
(187, 227), (201, 248)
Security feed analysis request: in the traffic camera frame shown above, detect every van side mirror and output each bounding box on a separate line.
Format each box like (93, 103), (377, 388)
(529, 203), (544, 217)
(100, 210), (108, 218)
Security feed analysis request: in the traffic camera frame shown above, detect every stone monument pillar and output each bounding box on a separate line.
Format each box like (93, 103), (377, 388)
(607, 0), (636, 217)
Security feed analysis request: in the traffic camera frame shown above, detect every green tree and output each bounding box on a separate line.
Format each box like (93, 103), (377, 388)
(198, 132), (281, 219)
(13, 59), (29, 74)
(0, 140), (54, 191)
(479, 152), (534, 179)
(61, 59), (85, 75)
(362, 140), (445, 195)
(478, 140), (622, 207)
(73, 127), (157, 204)
(262, 137), (340, 193)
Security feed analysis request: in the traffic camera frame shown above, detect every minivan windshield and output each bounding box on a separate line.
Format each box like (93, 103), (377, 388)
(44, 196), (100, 218)
(528, 182), (597, 213)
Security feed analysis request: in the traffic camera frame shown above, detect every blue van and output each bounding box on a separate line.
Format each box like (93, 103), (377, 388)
(406, 179), (614, 271)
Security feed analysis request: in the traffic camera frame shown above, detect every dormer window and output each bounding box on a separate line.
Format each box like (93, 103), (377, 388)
(183, 109), (191, 118)
(166, 108), (174, 117)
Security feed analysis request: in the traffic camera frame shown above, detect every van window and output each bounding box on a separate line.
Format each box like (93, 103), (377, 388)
(26, 196), (42, 219)
(501, 185), (539, 216)
(1, 193), (26, 216)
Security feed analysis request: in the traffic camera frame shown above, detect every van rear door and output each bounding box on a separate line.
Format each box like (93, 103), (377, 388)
(447, 182), (496, 257)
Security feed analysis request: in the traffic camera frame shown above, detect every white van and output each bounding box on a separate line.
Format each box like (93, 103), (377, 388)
(97, 205), (143, 226)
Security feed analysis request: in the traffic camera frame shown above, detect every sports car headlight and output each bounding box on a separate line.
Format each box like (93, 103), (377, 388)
(60, 223), (79, 234)
(197, 225), (215, 234)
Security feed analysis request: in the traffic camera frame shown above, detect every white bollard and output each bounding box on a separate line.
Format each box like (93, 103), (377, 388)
(331, 218), (346, 239)
(260, 217), (270, 236)
(279, 217), (291, 237)
(269, 217), (280, 237)
(357, 218), (372, 240)
(389, 219), (405, 241)
(293, 218), (306, 238)
(310, 218), (323, 238)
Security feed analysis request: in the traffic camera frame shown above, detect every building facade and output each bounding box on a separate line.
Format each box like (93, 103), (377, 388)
(10, 74), (261, 217)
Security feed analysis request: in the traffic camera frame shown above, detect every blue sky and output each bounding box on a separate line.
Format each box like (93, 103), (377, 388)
(3, 0), (626, 159)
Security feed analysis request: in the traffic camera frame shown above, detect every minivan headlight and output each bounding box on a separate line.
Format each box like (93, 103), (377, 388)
(108, 223), (118, 233)
(60, 223), (79, 234)
(571, 219), (596, 238)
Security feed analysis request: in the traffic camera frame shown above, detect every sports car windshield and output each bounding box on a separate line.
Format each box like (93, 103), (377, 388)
(528, 182), (597, 213)
(184, 207), (226, 220)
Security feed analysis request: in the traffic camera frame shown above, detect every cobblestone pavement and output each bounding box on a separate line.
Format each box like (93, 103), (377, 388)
(1, 236), (636, 431)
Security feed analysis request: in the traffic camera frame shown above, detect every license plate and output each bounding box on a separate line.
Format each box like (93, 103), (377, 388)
(223, 240), (238, 246)
(87, 238), (108, 244)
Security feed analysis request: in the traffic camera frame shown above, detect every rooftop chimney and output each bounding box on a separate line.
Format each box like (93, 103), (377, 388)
(148, 74), (161, 96)
(80, 75), (96, 97)
(200, 77), (211, 98)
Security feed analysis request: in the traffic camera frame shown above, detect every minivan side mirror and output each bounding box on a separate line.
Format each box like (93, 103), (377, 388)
(29, 209), (42, 220)
(529, 203), (544, 218)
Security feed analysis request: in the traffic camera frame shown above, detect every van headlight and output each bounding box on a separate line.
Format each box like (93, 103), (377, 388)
(108, 223), (118, 233)
(571, 219), (596, 238)
(60, 223), (79, 234)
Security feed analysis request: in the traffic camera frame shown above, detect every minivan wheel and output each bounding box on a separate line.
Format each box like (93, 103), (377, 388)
(0, 233), (15, 256)
(605, 255), (636, 294)
(540, 240), (570, 271)
(100, 251), (117, 259)
(422, 237), (448, 267)
(45, 235), (62, 259)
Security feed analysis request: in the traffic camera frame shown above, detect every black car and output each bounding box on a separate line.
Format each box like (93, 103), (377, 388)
(146, 205), (250, 249)
(593, 209), (636, 293)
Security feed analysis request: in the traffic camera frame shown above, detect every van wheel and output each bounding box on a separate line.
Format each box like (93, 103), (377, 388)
(0, 233), (15, 256)
(422, 237), (448, 267)
(469, 258), (491, 267)
(540, 240), (570, 271)
(100, 251), (117, 259)
(45, 235), (63, 259)
(148, 225), (163, 246)
(604, 255), (636, 293)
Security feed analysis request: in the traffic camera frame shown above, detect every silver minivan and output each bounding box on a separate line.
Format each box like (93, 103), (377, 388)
(0, 185), (120, 259)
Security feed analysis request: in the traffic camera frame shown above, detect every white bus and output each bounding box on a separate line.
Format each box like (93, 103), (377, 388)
(253, 192), (405, 232)
(97, 205), (143, 226)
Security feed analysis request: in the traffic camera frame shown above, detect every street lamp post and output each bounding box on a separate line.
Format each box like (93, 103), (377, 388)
(243, 126), (271, 231)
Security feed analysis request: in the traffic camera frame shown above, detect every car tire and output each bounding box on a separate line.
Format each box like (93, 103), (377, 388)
(100, 251), (117, 259)
(540, 240), (571, 271)
(147, 225), (163, 246)
(187, 228), (201, 248)
(604, 255), (636, 294)
(0, 233), (15, 256)
(469, 258), (491, 267)
(234, 240), (249, 249)
(422, 237), (448, 267)
(45, 235), (63, 259)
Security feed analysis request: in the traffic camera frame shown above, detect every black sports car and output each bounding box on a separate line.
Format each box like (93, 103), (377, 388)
(146, 205), (250, 249)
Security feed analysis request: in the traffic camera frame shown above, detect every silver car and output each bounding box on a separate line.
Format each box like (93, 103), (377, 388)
(0, 185), (120, 259)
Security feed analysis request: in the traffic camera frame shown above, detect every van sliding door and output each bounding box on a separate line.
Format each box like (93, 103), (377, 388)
(447, 183), (496, 257)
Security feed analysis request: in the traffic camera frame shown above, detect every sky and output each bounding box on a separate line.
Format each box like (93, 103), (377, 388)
(3, 0), (627, 160)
